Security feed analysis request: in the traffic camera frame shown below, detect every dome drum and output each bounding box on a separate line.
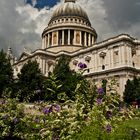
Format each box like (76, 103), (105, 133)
(42, 28), (96, 50)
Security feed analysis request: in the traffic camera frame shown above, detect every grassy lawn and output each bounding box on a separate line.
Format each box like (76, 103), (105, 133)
(125, 118), (140, 131)
(72, 118), (140, 140)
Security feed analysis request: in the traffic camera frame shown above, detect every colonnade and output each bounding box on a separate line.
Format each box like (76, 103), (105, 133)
(42, 29), (95, 49)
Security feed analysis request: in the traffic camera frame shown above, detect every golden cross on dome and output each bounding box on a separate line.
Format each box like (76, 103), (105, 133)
(65, 0), (76, 3)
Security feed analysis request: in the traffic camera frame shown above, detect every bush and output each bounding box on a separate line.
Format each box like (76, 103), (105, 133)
(0, 79), (137, 139)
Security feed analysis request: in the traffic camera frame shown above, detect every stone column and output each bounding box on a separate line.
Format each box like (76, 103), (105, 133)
(84, 32), (87, 46)
(52, 32), (54, 46)
(45, 36), (47, 49)
(74, 30), (76, 45)
(92, 35), (94, 45)
(62, 30), (64, 45)
(126, 45), (132, 66)
(68, 29), (70, 45)
(111, 48), (114, 68)
(118, 46), (121, 66)
(88, 34), (91, 46)
(129, 46), (132, 66)
(108, 47), (113, 68)
(46, 35), (48, 48)
(45, 62), (48, 76)
(48, 34), (50, 47)
(121, 46), (125, 65)
(79, 31), (82, 45)
(42, 37), (45, 49)
(94, 51), (98, 71)
(56, 31), (59, 46)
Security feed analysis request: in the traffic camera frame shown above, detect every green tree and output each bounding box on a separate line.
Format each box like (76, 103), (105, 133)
(124, 77), (140, 105)
(17, 60), (44, 102)
(53, 55), (84, 101)
(43, 74), (67, 102)
(0, 50), (13, 97)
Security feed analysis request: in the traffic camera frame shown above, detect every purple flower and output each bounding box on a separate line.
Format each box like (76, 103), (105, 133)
(3, 115), (9, 120)
(55, 104), (60, 112)
(106, 111), (112, 119)
(83, 63), (87, 68)
(35, 118), (40, 123)
(0, 99), (5, 105)
(97, 98), (102, 105)
(13, 118), (19, 123)
(106, 124), (112, 133)
(49, 105), (54, 113)
(97, 88), (104, 94)
(78, 62), (87, 69)
(43, 107), (50, 114)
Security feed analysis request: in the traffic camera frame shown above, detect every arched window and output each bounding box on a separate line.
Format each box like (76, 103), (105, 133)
(53, 34), (57, 45)
(76, 33), (80, 44)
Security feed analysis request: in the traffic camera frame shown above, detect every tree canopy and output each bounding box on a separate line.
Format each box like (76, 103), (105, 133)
(0, 50), (13, 97)
(17, 60), (45, 102)
(124, 77), (140, 105)
(52, 55), (84, 101)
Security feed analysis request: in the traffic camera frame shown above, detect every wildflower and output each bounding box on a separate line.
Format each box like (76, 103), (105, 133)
(35, 118), (40, 123)
(0, 99), (5, 105)
(106, 124), (112, 133)
(3, 115), (9, 120)
(106, 111), (112, 119)
(97, 88), (104, 94)
(97, 98), (102, 105)
(43, 107), (49, 114)
(49, 105), (53, 113)
(55, 104), (60, 112)
(78, 62), (87, 69)
(13, 118), (19, 123)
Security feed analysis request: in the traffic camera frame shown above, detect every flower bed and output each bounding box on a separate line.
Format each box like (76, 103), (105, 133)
(0, 83), (138, 139)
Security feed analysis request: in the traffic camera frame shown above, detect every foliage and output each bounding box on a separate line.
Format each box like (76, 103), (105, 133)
(72, 120), (140, 140)
(124, 77), (140, 105)
(53, 55), (84, 101)
(0, 78), (138, 140)
(0, 50), (13, 97)
(43, 74), (68, 102)
(16, 60), (45, 102)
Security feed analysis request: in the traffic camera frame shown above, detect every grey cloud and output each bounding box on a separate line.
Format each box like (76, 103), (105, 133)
(0, 0), (41, 56)
(78, 0), (140, 40)
(103, 0), (140, 27)
(0, 0), (140, 57)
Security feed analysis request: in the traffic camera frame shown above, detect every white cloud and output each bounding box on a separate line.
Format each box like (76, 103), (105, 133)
(0, 0), (139, 57)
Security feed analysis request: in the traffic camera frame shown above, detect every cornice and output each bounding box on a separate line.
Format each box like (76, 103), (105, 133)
(42, 24), (97, 37)
(14, 34), (140, 65)
(85, 66), (140, 78)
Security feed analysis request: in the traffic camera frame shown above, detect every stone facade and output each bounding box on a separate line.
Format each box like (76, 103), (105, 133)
(11, 0), (140, 98)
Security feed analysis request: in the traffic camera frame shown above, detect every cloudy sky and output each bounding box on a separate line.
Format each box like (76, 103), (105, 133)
(0, 0), (140, 56)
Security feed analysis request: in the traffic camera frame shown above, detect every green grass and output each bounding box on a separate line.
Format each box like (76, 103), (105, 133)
(125, 118), (140, 131)
(71, 119), (140, 140)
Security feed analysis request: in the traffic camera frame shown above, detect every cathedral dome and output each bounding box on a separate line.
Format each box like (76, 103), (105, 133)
(49, 0), (91, 25)
(42, 0), (97, 53)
